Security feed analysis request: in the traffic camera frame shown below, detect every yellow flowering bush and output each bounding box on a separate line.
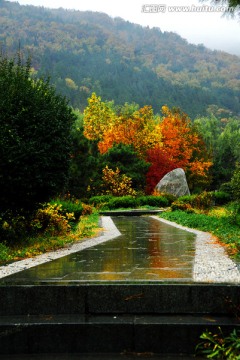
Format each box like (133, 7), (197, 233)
(31, 203), (75, 236)
(102, 166), (136, 197)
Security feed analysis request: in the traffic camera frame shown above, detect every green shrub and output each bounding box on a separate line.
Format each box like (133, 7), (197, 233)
(161, 193), (177, 204)
(192, 191), (214, 210)
(213, 191), (232, 205)
(108, 196), (140, 209)
(172, 191), (231, 210)
(171, 195), (196, 212)
(196, 328), (240, 359)
(219, 182), (234, 196)
(171, 201), (195, 213)
(89, 194), (172, 209)
(0, 242), (10, 262)
(138, 195), (169, 207)
(88, 195), (114, 206)
(178, 195), (197, 205)
(49, 199), (83, 219)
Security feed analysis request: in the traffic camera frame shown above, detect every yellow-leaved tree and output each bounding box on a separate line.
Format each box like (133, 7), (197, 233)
(83, 92), (116, 141)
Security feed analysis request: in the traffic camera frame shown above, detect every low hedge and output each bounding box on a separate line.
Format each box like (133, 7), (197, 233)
(88, 195), (114, 206)
(108, 196), (140, 209)
(88, 194), (172, 209)
(138, 195), (170, 207)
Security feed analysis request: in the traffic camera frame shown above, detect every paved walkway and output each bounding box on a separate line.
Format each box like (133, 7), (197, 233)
(0, 216), (239, 283)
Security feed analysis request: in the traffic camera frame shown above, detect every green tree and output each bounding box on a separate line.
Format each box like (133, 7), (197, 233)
(194, 116), (240, 189)
(68, 110), (102, 198)
(230, 164), (240, 225)
(214, 119), (240, 186)
(101, 143), (150, 192)
(0, 54), (76, 211)
(230, 164), (240, 201)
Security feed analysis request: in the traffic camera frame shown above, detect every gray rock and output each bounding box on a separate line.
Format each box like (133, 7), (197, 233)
(155, 168), (190, 197)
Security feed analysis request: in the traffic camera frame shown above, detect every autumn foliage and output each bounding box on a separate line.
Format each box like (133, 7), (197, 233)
(83, 94), (212, 195)
(146, 147), (177, 194)
(83, 93), (116, 141)
(102, 166), (136, 197)
(84, 94), (162, 158)
(158, 106), (212, 190)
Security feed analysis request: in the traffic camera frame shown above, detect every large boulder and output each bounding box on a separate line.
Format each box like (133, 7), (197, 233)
(155, 168), (190, 197)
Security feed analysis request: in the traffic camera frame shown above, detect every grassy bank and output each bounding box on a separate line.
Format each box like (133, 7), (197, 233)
(159, 208), (240, 260)
(0, 212), (100, 265)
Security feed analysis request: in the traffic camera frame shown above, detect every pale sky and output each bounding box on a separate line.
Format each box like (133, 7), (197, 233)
(8, 0), (240, 56)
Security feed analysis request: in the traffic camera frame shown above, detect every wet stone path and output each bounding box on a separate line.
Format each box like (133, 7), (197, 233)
(0, 215), (239, 284)
(0, 216), (196, 284)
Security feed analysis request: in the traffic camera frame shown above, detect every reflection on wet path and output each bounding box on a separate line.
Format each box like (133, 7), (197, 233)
(2, 216), (196, 284)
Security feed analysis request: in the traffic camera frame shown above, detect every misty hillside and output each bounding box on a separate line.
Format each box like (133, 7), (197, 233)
(1, 0), (240, 118)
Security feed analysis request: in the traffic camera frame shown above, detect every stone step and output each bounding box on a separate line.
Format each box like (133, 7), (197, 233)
(0, 314), (239, 355)
(0, 354), (203, 360)
(1, 284), (239, 316)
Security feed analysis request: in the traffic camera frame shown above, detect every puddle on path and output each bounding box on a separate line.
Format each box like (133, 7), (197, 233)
(1, 216), (196, 284)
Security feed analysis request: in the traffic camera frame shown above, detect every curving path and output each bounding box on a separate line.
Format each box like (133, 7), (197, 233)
(0, 215), (239, 283)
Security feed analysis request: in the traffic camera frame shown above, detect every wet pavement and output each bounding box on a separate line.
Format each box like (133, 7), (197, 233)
(1, 216), (196, 284)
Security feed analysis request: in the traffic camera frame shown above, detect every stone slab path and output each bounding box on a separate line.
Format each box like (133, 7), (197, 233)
(0, 216), (239, 283)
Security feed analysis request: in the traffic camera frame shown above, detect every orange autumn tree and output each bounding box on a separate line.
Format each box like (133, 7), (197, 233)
(157, 106), (212, 190)
(83, 94), (162, 159)
(98, 105), (162, 158)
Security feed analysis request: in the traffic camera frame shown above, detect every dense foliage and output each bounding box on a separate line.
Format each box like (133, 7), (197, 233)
(80, 95), (213, 196)
(0, 204), (98, 264)
(194, 115), (240, 187)
(101, 144), (150, 192)
(1, 0), (240, 117)
(0, 54), (76, 211)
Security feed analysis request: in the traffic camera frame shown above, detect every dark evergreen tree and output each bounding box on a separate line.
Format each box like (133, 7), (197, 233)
(68, 112), (102, 198)
(0, 54), (76, 211)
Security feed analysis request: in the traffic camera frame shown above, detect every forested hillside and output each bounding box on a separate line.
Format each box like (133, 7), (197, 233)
(1, 0), (240, 117)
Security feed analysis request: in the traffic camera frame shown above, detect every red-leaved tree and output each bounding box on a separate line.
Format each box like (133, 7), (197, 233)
(146, 146), (177, 194)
